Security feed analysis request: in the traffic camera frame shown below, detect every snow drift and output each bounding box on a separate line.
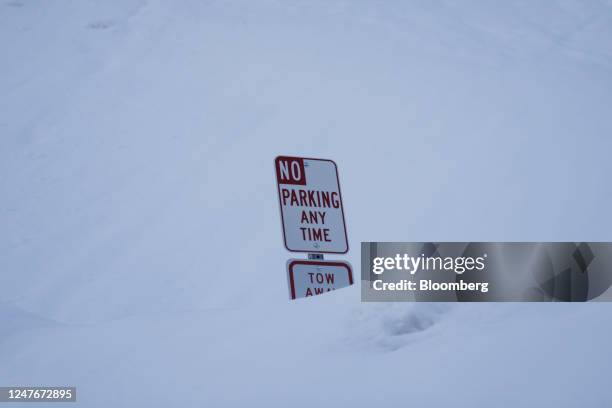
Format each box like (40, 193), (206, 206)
(1, 1), (612, 406)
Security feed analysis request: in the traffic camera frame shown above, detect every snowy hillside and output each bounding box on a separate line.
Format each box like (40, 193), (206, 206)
(1, 1), (612, 406)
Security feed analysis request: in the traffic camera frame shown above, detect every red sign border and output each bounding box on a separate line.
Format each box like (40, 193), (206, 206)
(275, 156), (349, 254)
(287, 259), (354, 300)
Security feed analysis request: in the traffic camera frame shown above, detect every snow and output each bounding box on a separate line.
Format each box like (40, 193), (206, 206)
(1, 1), (612, 406)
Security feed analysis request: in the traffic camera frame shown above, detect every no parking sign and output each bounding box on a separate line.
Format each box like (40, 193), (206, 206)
(275, 156), (348, 254)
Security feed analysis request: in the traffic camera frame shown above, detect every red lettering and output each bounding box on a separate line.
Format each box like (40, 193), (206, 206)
(318, 211), (326, 224)
(308, 190), (316, 204)
(299, 227), (332, 242)
(321, 191), (330, 207)
(298, 190), (306, 205)
(331, 192), (340, 208)
(280, 188), (341, 209)
(281, 188), (290, 205)
(290, 190), (299, 206)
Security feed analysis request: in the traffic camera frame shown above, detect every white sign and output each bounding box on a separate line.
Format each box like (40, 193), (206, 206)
(286, 259), (353, 300)
(275, 156), (348, 253)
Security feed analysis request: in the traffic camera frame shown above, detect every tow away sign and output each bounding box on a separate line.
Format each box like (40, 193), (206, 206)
(287, 259), (353, 300)
(275, 156), (348, 253)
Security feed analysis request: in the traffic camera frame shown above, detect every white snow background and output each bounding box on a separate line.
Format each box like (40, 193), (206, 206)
(1, 1), (612, 406)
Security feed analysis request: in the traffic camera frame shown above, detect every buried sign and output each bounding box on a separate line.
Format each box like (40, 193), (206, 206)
(287, 259), (353, 300)
(275, 156), (348, 253)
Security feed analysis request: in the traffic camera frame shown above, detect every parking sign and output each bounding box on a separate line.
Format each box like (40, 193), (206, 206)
(275, 156), (348, 254)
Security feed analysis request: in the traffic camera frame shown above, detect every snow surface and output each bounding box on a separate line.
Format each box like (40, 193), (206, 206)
(1, 1), (612, 406)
